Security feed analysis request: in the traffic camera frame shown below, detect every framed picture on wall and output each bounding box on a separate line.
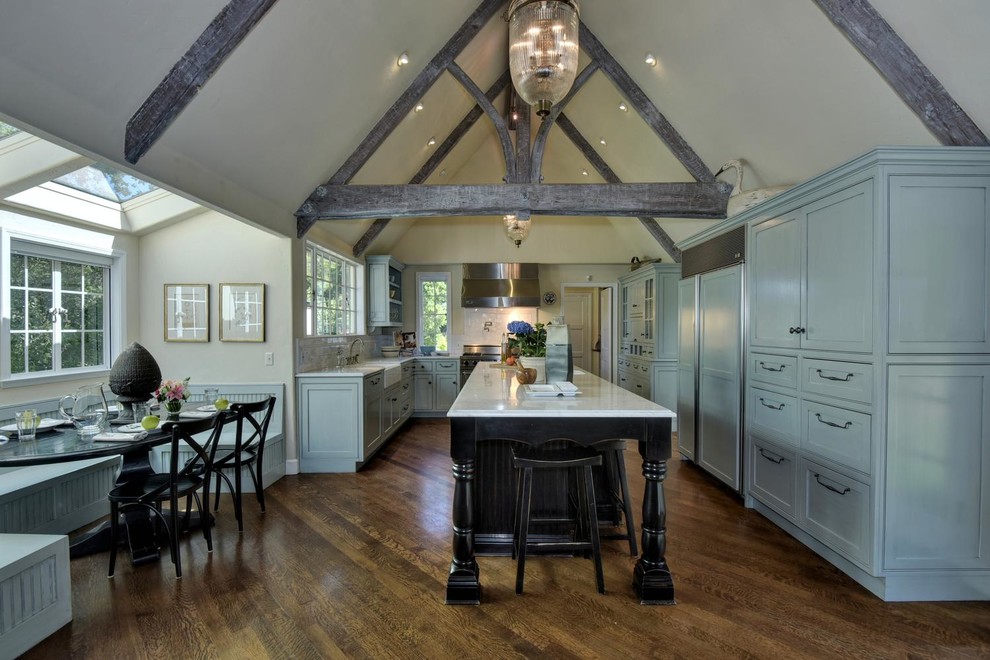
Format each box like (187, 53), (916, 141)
(164, 284), (210, 342)
(219, 283), (265, 342)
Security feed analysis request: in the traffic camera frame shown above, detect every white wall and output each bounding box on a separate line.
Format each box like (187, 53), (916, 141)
(139, 211), (297, 460)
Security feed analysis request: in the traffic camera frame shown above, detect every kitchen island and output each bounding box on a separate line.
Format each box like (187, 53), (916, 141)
(446, 365), (676, 605)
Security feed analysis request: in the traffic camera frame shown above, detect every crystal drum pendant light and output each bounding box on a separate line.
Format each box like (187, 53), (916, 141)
(507, 0), (580, 117)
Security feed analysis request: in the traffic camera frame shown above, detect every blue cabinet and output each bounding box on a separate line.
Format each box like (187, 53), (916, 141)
(750, 180), (874, 354)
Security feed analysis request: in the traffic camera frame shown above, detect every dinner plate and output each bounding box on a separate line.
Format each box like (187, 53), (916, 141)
(196, 405), (217, 412)
(0, 418), (66, 433)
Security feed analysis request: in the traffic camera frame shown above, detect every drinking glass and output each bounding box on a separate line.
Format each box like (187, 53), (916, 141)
(204, 387), (220, 405)
(16, 409), (39, 441)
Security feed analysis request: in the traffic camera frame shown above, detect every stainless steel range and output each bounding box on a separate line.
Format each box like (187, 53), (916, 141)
(459, 344), (501, 387)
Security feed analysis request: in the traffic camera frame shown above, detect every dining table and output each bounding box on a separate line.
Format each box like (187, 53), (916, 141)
(0, 404), (225, 565)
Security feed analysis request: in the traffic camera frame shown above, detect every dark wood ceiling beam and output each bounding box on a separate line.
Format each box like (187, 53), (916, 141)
(300, 182), (732, 221)
(297, 0), (506, 236)
(125, 0), (279, 164)
(812, 0), (987, 146)
(530, 62), (600, 183)
(351, 70), (511, 257)
(446, 63), (515, 181)
(513, 92), (531, 185)
(579, 23), (714, 183)
(556, 113), (684, 262)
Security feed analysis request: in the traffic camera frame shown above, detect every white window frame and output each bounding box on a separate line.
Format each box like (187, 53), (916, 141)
(304, 242), (365, 336)
(1, 227), (124, 387)
(416, 271), (451, 351)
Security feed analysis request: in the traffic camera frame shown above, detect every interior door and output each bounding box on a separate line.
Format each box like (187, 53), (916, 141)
(563, 290), (594, 373)
(698, 265), (742, 490)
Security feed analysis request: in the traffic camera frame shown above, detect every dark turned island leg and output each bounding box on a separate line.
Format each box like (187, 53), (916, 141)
(633, 457), (675, 604)
(446, 457), (481, 604)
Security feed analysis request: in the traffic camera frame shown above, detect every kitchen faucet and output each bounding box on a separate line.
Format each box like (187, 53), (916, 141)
(346, 337), (364, 365)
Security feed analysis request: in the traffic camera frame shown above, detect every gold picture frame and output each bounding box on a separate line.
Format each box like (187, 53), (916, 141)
(219, 283), (265, 342)
(164, 284), (210, 342)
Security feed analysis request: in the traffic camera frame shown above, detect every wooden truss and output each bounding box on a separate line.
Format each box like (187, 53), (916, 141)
(124, 0), (988, 261)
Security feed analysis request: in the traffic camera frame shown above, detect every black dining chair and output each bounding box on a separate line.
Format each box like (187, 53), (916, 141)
(107, 414), (225, 579)
(210, 396), (276, 531)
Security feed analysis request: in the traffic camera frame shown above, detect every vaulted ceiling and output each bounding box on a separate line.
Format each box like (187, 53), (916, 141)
(1, 0), (988, 264)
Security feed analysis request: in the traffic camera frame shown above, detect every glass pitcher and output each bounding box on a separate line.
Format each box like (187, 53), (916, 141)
(59, 383), (110, 436)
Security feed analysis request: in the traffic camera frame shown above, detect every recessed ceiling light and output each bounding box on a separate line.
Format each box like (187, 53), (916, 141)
(581, 169), (589, 177)
(414, 102), (424, 113)
(644, 52), (657, 67)
(618, 102), (628, 112)
(397, 51), (410, 67)
(439, 169), (447, 177)
(427, 137), (437, 147)
(599, 137), (607, 146)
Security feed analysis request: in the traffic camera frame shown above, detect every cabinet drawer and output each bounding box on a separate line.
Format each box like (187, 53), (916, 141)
(800, 458), (872, 569)
(411, 361), (433, 373)
(364, 372), (384, 395)
(401, 363), (414, 378)
(749, 388), (799, 447)
(749, 436), (797, 519)
(801, 358), (873, 404)
(750, 353), (798, 389)
(801, 400), (872, 474)
(434, 360), (458, 372)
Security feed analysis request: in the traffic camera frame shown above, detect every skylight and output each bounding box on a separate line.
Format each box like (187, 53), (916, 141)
(54, 163), (157, 203)
(0, 121), (20, 140)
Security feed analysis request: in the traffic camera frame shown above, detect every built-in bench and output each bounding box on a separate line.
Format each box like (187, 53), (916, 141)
(0, 534), (72, 659)
(0, 383), (285, 536)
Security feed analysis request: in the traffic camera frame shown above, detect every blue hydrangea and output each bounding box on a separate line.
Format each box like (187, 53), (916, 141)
(507, 320), (534, 335)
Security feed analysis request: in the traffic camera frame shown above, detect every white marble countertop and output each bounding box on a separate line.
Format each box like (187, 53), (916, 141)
(448, 363), (676, 418)
(295, 354), (459, 378)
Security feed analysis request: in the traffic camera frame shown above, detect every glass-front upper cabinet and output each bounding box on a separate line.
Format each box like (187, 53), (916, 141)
(367, 255), (404, 327)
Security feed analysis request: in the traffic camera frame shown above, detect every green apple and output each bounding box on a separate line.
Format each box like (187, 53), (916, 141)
(214, 398), (229, 411)
(141, 415), (160, 430)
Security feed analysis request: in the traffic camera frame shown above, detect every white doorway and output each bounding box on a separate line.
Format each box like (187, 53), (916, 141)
(560, 282), (617, 383)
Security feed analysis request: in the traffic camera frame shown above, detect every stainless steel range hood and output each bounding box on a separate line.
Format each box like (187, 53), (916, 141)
(461, 263), (541, 308)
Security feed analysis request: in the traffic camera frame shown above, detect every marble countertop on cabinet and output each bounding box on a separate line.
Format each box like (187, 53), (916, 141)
(449, 365), (677, 419)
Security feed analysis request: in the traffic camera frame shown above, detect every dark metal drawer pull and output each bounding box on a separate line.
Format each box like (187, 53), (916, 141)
(759, 449), (785, 464)
(759, 398), (785, 411)
(788, 326), (806, 334)
(816, 369), (854, 382)
(815, 413), (852, 429)
(759, 362), (786, 372)
(814, 474), (851, 495)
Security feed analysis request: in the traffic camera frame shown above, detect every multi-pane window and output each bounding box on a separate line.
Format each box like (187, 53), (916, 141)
(7, 249), (109, 376)
(305, 243), (361, 336)
(417, 272), (450, 351)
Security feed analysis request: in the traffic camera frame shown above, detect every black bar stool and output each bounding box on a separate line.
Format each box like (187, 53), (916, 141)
(511, 443), (605, 595)
(596, 440), (638, 556)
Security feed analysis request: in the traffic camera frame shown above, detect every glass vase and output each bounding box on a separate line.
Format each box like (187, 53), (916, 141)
(162, 400), (183, 420)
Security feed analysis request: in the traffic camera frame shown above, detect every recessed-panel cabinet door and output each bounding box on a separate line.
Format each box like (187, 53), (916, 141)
(677, 277), (697, 458)
(886, 364), (990, 571)
(803, 180), (874, 353)
(698, 266), (742, 490)
(888, 175), (990, 353)
(750, 214), (802, 349)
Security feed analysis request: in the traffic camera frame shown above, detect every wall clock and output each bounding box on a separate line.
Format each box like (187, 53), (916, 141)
(543, 291), (557, 305)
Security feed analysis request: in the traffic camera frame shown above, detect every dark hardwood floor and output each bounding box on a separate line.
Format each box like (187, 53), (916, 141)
(25, 419), (990, 659)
